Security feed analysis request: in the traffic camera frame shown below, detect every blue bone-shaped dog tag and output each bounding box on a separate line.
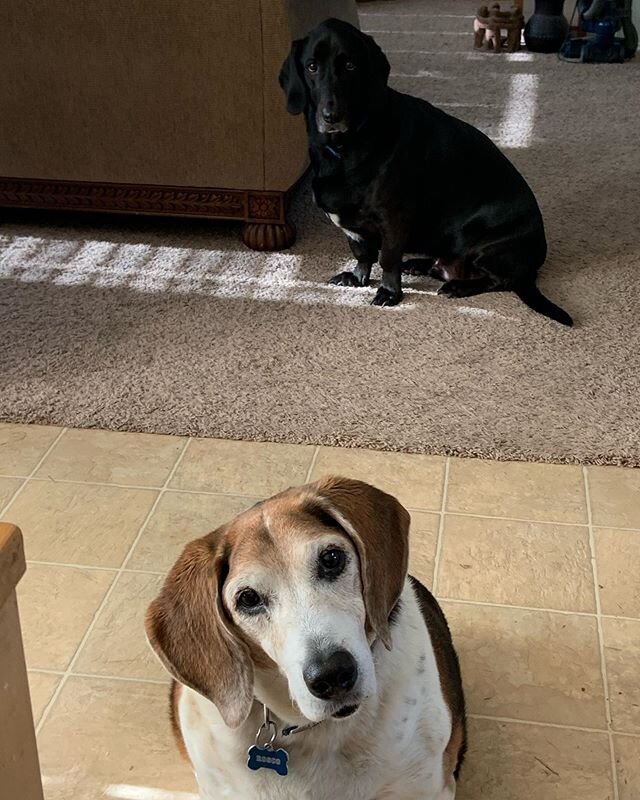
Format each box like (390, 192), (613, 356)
(247, 744), (289, 776)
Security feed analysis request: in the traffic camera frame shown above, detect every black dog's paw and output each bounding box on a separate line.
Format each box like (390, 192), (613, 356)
(329, 271), (366, 288)
(371, 287), (403, 307)
(438, 280), (470, 299)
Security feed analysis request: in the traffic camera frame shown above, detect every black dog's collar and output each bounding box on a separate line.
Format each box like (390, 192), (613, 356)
(324, 143), (343, 160)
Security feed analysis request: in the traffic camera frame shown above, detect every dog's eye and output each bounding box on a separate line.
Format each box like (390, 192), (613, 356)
(345, 61), (356, 71)
(236, 588), (264, 612)
(318, 547), (346, 580)
(306, 61), (318, 73)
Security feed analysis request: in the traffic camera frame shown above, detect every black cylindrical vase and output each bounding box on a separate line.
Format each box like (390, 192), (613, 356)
(525, 0), (569, 52)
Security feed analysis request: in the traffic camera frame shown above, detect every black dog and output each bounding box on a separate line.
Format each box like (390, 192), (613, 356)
(279, 19), (572, 326)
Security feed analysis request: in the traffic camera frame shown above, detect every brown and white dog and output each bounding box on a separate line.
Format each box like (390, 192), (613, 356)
(146, 476), (466, 800)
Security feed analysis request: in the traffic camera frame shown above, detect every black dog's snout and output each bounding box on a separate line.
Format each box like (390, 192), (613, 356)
(321, 107), (341, 124)
(304, 649), (358, 699)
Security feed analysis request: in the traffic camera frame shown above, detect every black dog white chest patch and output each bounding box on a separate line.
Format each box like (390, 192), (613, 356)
(327, 212), (363, 243)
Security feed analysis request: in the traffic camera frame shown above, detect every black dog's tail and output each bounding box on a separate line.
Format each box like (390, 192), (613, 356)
(515, 285), (573, 327)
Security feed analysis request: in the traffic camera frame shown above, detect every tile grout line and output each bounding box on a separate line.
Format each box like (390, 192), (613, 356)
(27, 663), (640, 739)
(15, 476), (268, 504)
(23, 556), (640, 624)
(584, 466), (619, 800)
(71, 672), (168, 686)
(26, 559), (162, 575)
(28, 666), (167, 686)
(437, 596), (597, 618)
(120, 439), (192, 571)
(26, 659), (640, 739)
(0, 428), (68, 519)
(430, 457), (450, 594)
(304, 446), (321, 483)
(435, 509), (593, 529)
(8, 473), (640, 534)
(468, 712), (611, 736)
(28, 667), (65, 676)
(35, 438), (192, 736)
(19, 475), (172, 493)
(468, 712), (606, 736)
(26, 560), (123, 573)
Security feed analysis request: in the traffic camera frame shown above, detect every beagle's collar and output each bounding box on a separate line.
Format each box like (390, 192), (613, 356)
(255, 703), (322, 741)
(281, 713), (322, 738)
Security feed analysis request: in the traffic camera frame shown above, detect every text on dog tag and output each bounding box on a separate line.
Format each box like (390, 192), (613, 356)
(247, 744), (289, 776)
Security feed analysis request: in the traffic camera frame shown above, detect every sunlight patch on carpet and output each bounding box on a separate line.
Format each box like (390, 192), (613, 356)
(0, 231), (446, 308)
(496, 74), (539, 149)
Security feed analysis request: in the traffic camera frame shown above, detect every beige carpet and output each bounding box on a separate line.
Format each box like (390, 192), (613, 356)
(1, 0), (639, 466)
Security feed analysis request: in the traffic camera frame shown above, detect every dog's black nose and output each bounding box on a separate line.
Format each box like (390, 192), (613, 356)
(303, 649), (358, 700)
(321, 107), (341, 124)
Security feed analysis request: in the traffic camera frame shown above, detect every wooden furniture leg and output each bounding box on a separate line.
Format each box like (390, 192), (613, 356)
(242, 221), (297, 251)
(242, 189), (297, 251)
(0, 523), (45, 800)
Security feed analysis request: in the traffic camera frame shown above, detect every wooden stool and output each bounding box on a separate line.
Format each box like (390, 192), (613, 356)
(474, 3), (525, 52)
(0, 523), (45, 800)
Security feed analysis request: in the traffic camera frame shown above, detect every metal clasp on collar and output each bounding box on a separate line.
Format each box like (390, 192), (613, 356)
(255, 705), (278, 748)
(247, 706), (290, 777)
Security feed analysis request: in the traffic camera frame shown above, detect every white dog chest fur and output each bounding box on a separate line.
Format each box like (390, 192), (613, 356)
(327, 212), (364, 243)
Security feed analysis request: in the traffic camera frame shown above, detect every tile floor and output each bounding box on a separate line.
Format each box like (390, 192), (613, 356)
(1, 422), (639, 800)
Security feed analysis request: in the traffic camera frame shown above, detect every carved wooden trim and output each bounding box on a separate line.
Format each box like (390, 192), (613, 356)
(0, 177), (289, 225)
(247, 191), (285, 224)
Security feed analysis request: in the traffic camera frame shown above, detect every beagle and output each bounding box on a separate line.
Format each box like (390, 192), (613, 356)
(146, 476), (466, 799)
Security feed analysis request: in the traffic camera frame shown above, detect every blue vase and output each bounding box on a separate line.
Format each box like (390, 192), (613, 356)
(525, 0), (569, 52)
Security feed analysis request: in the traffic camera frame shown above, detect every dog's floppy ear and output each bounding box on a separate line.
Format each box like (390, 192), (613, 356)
(310, 475), (410, 650)
(362, 31), (390, 89)
(279, 38), (308, 115)
(145, 530), (253, 728)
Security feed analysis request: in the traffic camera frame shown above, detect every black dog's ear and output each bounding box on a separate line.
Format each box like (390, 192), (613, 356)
(279, 38), (308, 115)
(363, 31), (390, 88)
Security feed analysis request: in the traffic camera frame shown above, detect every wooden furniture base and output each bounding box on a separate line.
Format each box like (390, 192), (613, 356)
(0, 177), (297, 251)
(242, 221), (296, 251)
(0, 523), (45, 800)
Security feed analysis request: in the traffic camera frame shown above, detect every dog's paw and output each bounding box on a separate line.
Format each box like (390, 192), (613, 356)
(329, 271), (366, 288)
(371, 287), (403, 307)
(438, 280), (468, 299)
